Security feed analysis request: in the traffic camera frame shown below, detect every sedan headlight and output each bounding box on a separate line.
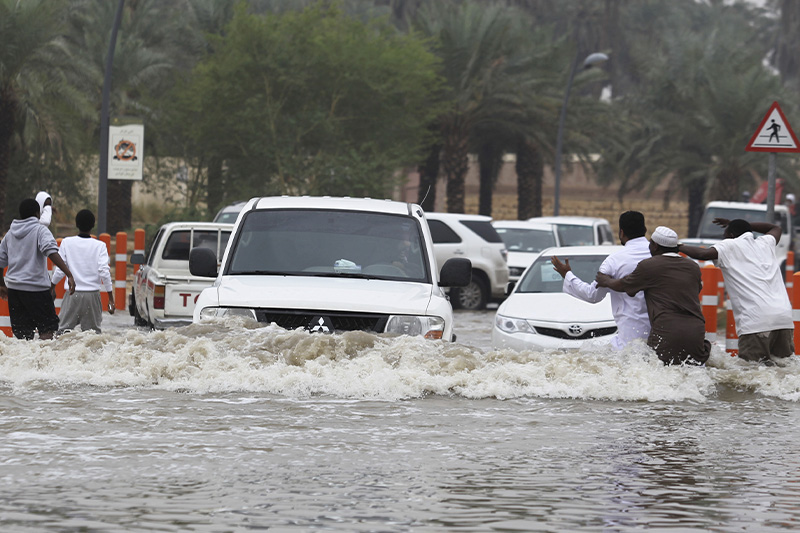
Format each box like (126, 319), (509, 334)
(495, 313), (536, 334)
(385, 315), (445, 340)
(199, 307), (257, 321)
(508, 266), (525, 278)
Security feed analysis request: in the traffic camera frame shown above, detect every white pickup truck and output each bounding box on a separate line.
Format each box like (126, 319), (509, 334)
(129, 222), (233, 328)
(681, 201), (793, 272)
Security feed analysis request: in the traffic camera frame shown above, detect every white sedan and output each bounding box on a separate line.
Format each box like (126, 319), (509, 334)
(492, 245), (622, 351)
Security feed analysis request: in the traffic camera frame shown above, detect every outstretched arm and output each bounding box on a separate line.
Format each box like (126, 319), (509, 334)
(677, 243), (718, 261)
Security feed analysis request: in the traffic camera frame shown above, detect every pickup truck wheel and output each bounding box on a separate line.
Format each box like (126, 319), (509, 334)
(133, 302), (148, 328)
(450, 274), (488, 311)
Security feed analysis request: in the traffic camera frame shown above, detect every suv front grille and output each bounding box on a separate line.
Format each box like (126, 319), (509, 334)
(255, 309), (389, 333)
(535, 326), (617, 340)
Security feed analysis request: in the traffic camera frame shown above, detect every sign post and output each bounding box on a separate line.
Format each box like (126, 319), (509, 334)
(745, 101), (800, 222)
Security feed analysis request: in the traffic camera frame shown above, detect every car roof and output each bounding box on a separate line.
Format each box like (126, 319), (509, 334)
(706, 201), (787, 212)
(536, 244), (623, 257)
(160, 221), (234, 230)
(248, 196), (416, 215)
(493, 220), (555, 230)
(217, 201), (247, 213)
(425, 212), (492, 221)
(528, 216), (610, 226)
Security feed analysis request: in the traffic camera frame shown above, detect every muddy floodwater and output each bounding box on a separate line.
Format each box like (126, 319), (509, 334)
(1, 309), (799, 532)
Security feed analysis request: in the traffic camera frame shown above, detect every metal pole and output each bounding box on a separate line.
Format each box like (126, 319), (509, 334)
(766, 152), (776, 223)
(553, 52), (581, 217)
(98, 0), (125, 234)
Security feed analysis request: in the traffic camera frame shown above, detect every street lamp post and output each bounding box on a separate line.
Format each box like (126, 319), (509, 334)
(553, 51), (608, 216)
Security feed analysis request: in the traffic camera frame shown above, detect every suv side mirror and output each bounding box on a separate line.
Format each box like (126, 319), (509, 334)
(190, 247), (219, 278)
(130, 253), (145, 265)
(439, 258), (471, 287)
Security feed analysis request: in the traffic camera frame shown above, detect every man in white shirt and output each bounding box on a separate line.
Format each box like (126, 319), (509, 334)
(51, 209), (115, 333)
(35, 191), (53, 227)
(550, 211), (651, 350)
(679, 218), (794, 363)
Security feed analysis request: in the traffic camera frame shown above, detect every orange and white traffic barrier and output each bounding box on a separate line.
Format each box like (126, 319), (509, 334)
(786, 251), (795, 297)
(115, 232), (127, 311)
(701, 264), (718, 343)
(133, 228), (145, 275)
(100, 233), (111, 311)
(793, 272), (800, 355)
(0, 267), (10, 337)
(725, 300), (738, 356)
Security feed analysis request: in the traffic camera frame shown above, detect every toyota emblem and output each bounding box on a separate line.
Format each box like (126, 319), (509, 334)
(567, 324), (583, 336)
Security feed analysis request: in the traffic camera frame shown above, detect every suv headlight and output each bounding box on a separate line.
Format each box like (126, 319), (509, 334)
(385, 315), (445, 339)
(199, 307), (257, 321)
(495, 313), (535, 334)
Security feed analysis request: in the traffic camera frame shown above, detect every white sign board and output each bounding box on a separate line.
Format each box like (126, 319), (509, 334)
(108, 124), (144, 180)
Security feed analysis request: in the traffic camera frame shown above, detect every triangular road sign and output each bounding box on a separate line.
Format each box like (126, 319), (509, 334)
(746, 101), (800, 153)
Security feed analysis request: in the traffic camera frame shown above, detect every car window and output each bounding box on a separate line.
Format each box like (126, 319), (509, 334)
(517, 254), (607, 293)
(495, 228), (556, 252)
(428, 219), (461, 243)
(461, 220), (503, 243)
(597, 224), (614, 245)
(227, 210), (429, 282)
(214, 211), (239, 224)
(146, 228), (165, 266)
(162, 231), (191, 261)
(697, 207), (786, 239)
(555, 225), (595, 246)
(193, 230), (231, 261)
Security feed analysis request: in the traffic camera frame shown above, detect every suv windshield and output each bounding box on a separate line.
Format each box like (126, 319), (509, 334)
(518, 254), (607, 293)
(555, 225), (595, 246)
(495, 228), (556, 253)
(697, 207), (787, 239)
(226, 209), (429, 282)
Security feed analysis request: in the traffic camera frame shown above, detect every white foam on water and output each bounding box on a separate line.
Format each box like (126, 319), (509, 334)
(0, 320), (798, 402)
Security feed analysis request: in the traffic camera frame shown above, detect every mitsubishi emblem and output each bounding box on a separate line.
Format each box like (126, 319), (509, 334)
(310, 316), (333, 333)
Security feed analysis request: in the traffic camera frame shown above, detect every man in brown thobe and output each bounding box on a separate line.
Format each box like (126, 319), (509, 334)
(596, 226), (710, 365)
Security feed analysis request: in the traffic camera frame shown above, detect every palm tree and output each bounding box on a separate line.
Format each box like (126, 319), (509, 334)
(68, 0), (198, 233)
(415, 1), (533, 214)
(0, 0), (93, 225)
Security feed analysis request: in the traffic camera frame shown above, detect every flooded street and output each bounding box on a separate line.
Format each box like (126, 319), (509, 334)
(1, 310), (800, 531)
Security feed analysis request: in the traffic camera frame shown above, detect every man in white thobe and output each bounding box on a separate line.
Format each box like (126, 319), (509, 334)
(550, 211), (651, 350)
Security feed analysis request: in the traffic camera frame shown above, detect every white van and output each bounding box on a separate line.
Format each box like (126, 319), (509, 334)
(190, 196), (471, 341)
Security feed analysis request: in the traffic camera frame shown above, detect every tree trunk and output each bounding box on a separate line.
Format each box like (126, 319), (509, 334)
(107, 180), (132, 234)
(206, 156), (224, 215)
(516, 139), (543, 220)
(477, 142), (503, 217)
(441, 120), (469, 213)
(417, 143), (440, 212)
(687, 177), (706, 237)
(712, 168), (741, 202)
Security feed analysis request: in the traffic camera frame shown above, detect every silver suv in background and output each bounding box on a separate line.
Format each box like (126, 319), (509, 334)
(425, 212), (508, 310)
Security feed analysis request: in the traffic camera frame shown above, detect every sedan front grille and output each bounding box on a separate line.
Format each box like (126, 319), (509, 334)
(535, 326), (617, 340)
(255, 309), (389, 333)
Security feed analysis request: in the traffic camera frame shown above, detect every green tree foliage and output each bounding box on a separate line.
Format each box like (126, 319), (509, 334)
(173, 3), (441, 203)
(0, 0), (94, 226)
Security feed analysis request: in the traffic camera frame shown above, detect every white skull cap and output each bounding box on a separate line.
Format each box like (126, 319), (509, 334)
(651, 226), (678, 248)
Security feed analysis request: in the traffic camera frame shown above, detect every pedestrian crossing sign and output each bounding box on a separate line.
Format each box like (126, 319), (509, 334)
(746, 101), (800, 153)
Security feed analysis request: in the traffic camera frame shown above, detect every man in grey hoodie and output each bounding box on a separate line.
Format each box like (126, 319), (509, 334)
(0, 199), (75, 340)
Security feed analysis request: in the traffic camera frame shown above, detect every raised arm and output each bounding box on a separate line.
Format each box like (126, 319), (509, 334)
(677, 243), (718, 261)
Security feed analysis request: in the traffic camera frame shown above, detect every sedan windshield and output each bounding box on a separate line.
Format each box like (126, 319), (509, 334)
(517, 254), (608, 293)
(226, 209), (429, 282)
(495, 228), (556, 253)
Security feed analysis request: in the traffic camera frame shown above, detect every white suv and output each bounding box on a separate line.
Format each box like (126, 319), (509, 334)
(190, 197), (472, 341)
(424, 212), (508, 310)
(527, 216), (615, 246)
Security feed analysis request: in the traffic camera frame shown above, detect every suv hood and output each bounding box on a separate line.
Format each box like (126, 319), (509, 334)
(214, 276), (436, 315)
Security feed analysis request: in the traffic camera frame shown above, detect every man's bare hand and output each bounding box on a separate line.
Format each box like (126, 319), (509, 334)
(595, 272), (612, 287)
(108, 293), (115, 315)
(67, 276), (76, 295)
(0, 287), (7, 301)
(551, 256), (571, 278)
(713, 218), (730, 228)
